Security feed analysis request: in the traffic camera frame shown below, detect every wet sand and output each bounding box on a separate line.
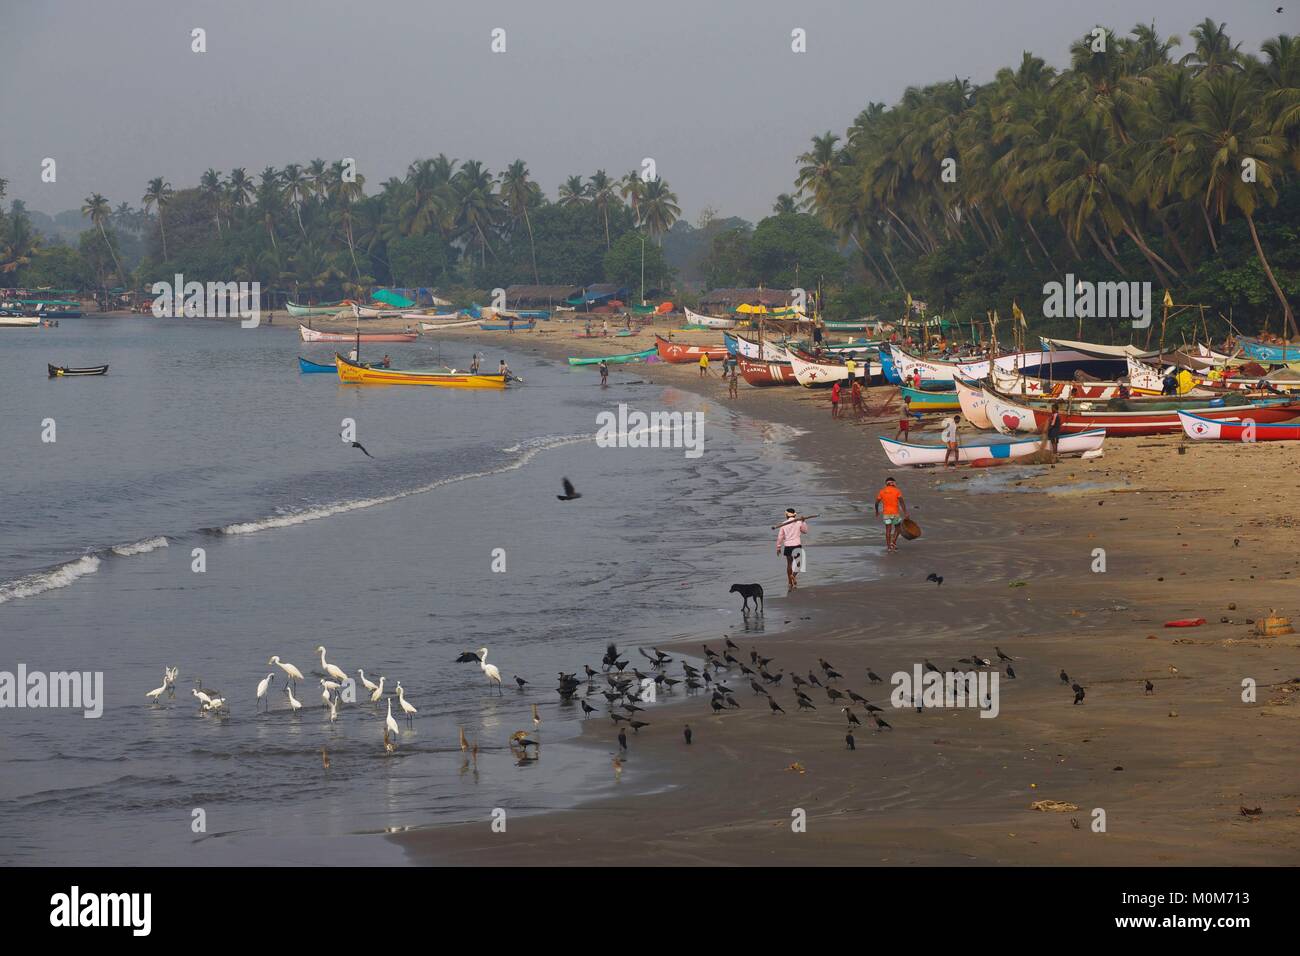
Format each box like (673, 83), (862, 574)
(242, 312), (1300, 864)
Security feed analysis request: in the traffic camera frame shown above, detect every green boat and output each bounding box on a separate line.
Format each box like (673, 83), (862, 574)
(900, 382), (960, 411)
(567, 347), (657, 366)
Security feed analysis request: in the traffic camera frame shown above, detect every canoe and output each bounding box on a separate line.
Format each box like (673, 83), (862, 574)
(823, 320), (873, 332)
(683, 307), (737, 329)
(478, 319), (535, 331)
(737, 355), (798, 386)
(299, 324), (417, 343)
(879, 428), (1106, 467)
(654, 335), (728, 364)
(351, 303), (405, 319)
(953, 379), (992, 429)
(334, 353), (507, 389)
(900, 383), (960, 411)
(418, 318), (479, 331)
(985, 392), (1300, 436)
(298, 356), (337, 373)
(48, 363), (108, 377)
(567, 347), (656, 366)
(286, 300), (351, 317)
(1238, 337), (1300, 364)
(788, 352), (878, 388)
(0, 315), (40, 328)
(1177, 411), (1300, 442)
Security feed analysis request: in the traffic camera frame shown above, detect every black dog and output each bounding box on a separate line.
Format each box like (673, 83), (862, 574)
(729, 583), (764, 613)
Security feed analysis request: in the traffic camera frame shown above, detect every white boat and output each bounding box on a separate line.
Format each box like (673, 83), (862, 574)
(684, 306), (737, 329)
(351, 302), (404, 319)
(418, 317), (479, 331)
(879, 429), (1106, 467)
(788, 352), (877, 388)
(0, 315), (40, 328)
(953, 378), (992, 429)
(727, 332), (790, 363)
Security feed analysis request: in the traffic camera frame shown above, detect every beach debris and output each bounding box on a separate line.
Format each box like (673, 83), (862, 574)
(1254, 611), (1294, 637)
(1070, 818), (1081, 829)
(1144, 680), (1154, 695)
(1228, 602), (1237, 610)
(785, 762), (806, 774)
(1009, 580), (1028, 588)
(1240, 805), (1263, 817)
(1113, 766), (1124, 771)
(1164, 618), (1206, 628)
(1029, 799), (1079, 812)
(1168, 710), (1179, 717)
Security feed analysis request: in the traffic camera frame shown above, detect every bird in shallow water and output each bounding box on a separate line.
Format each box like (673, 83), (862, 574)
(617, 729), (627, 750)
(556, 477), (581, 501)
(580, 700), (596, 717)
(514, 675), (528, 690)
(683, 724), (692, 745)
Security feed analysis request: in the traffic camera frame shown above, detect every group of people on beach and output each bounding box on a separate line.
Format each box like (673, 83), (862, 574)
(774, 476), (910, 590)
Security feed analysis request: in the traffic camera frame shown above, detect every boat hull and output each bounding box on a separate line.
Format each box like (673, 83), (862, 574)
(987, 392), (1300, 436)
(1239, 338), (1300, 363)
(879, 429), (1106, 466)
(737, 356), (797, 386)
(567, 348), (656, 366)
(683, 307), (737, 329)
(299, 324), (417, 343)
(899, 383), (959, 411)
(1178, 411), (1300, 441)
(478, 320), (535, 331)
(654, 335), (728, 363)
(298, 356), (337, 373)
(788, 352), (877, 387)
(286, 301), (350, 317)
(335, 354), (507, 389)
(48, 363), (108, 377)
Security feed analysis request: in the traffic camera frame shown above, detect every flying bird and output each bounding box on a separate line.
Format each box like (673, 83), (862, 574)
(347, 440), (374, 458)
(557, 477), (581, 501)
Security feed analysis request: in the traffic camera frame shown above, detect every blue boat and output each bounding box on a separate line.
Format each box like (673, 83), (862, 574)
(298, 356), (336, 373)
(1239, 338), (1300, 364)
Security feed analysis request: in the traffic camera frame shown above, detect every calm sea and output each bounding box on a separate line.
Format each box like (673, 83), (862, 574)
(0, 316), (863, 864)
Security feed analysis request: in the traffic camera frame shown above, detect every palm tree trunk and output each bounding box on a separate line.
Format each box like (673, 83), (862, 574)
(1025, 217), (1059, 272)
(1245, 211), (1298, 338)
(159, 212), (169, 261)
(523, 208), (539, 284)
(296, 204), (306, 237)
(1198, 204), (1218, 253)
(1084, 222), (1127, 275)
(98, 223), (125, 286)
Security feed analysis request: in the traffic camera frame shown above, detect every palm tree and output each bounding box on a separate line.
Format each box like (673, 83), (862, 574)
(256, 167), (283, 249)
(638, 179), (681, 244)
(773, 194), (800, 214)
(1180, 19), (1244, 76)
(141, 177), (174, 260)
(81, 193), (124, 286)
(499, 160), (541, 282)
(619, 171), (645, 226)
(227, 168), (255, 220)
(452, 160), (503, 267)
(199, 169), (224, 236)
(557, 175), (588, 208)
(587, 170), (617, 247)
(281, 164), (312, 237)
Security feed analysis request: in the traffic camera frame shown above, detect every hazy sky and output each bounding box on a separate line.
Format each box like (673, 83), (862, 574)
(1, 0), (1289, 223)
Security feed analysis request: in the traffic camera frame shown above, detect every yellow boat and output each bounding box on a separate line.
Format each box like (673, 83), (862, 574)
(335, 354), (508, 389)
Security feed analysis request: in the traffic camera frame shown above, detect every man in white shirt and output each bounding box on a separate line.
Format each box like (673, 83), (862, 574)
(941, 413), (961, 468)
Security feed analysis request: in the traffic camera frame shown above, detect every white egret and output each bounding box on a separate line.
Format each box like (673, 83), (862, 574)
(385, 698), (400, 738)
(164, 666), (178, 688)
(256, 673), (274, 711)
(285, 684), (302, 714)
(321, 686), (332, 708)
(320, 677), (341, 694)
(532, 703), (541, 733)
(370, 675), (385, 704)
(358, 669), (378, 695)
(315, 646), (348, 683)
(328, 696), (338, 723)
(204, 697), (226, 714)
(396, 682), (417, 724)
(192, 687), (212, 707)
(268, 656), (305, 688)
(146, 679), (168, 703)
(476, 648), (503, 695)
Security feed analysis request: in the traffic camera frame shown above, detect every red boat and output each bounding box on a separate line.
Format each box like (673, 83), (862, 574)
(992, 392), (1300, 436)
(737, 355), (797, 386)
(654, 335), (729, 364)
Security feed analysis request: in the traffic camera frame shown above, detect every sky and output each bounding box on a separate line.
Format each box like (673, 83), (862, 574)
(1, 0), (1291, 224)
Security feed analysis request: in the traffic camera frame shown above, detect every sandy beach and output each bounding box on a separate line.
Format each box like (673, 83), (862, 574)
(306, 315), (1300, 867)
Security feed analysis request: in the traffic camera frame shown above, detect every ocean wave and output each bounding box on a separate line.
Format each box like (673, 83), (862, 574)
(110, 536), (169, 556)
(0, 555), (102, 605)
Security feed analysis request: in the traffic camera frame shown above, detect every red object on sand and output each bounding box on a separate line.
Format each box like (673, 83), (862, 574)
(1163, 618), (1206, 627)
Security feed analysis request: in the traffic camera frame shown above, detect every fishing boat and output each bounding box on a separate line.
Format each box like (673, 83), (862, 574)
(478, 319), (536, 331)
(823, 320), (873, 332)
(351, 303), (405, 319)
(298, 356), (337, 373)
(334, 354), (507, 389)
(0, 314), (40, 328)
(954, 378), (992, 428)
(984, 391), (1300, 436)
(888, 344), (1123, 385)
(1178, 411), (1300, 442)
(683, 307), (737, 329)
(286, 300), (351, 317)
(1238, 337), (1300, 364)
(900, 383), (960, 412)
(736, 355), (797, 386)
(788, 351), (879, 388)
(653, 335), (729, 364)
(299, 324), (417, 343)
(879, 429), (1106, 467)
(418, 318), (478, 331)
(47, 363), (108, 377)
(567, 347), (656, 366)
(724, 332), (790, 363)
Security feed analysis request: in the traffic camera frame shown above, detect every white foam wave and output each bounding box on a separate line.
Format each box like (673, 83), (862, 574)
(110, 536), (169, 556)
(0, 555), (102, 605)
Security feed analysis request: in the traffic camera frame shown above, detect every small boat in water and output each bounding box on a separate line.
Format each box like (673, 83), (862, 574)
(298, 356), (337, 373)
(879, 429), (1106, 466)
(48, 363), (108, 377)
(1, 313), (40, 328)
(567, 347), (656, 366)
(334, 353), (508, 389)
(299, 324), (417, 343)
(286, 300), (352, 317)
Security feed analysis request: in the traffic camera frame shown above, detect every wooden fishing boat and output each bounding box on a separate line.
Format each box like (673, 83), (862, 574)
(1, 314), (40, 328)
(823, 320), (873, 332)
(879, 428), (1106, 467)
(286, 300), (351, 317)
(887, 344), (1123, 385)
(737, 355), (798, 386)
(724, 332), (791, 363)
(478, 319), (536, 331)
(351, 303), (405, 319)
(418, 318), (478, 331)
(567, 347), (656, 366)
(900, 383), (960, 411)
(298, 356), (337, 373)
(334, 354), (507, 389)
(48, 363), (108, 377)
(654, 335), (728, 364)
(1238, 337), (1300, 364)
(953, 379), (992, 428)
(1178, 411), (1300, 442)
(683, 306), (737, 329)
(788, 351), (878, 388)
(299, 324), (417, 343)
(985, 391), (1300, 436)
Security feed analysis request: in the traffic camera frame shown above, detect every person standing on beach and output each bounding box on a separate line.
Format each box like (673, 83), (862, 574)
(850, 377), (864, 418)
(941, 412), (960, 467)
(1043, 402), (1063, 457)
(599, 359), (609, 386)
(830, 380), (842, 418)
(845, 357), (857, 384)
(727, 363), (739, 398)
(895, 395), (913, 440)
(699, 352), (710, 377)
(874, 477), (909, 553)
(775, 509), (809, 590)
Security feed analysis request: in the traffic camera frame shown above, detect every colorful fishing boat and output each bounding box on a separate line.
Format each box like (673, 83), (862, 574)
(879, 429), (1106, 467)
(737, 355), (797, 386)
(954, 378), (992, 428)
(724, 332), (790, 363)
(822, 320), (873, 332)
(334, 354), (507, 389)
(286, 300), (351, 317)
(985, 391), (1300, 436)
(900, 383), (960, 411)
(683, 307), (738, 329)
(298, 356), (337, 373)
(299, 324), (418, 343)
(567, 347), (657, 366)
(1177, 411), (1300, 442)
(1238, 337), (1300, 364)
(478, 319), (536, 331)
(788, 351), (879, 387)
(351, 303), (405, 319)
(654, 335), (729, 364)
(47, 363), (108, 377)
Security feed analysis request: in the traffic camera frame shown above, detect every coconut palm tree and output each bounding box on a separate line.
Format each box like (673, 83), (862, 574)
(619, 171), (646, 226)
(452, 160), (503, 267)
(281, 164), (312, 237)
(1180, 19), (1244, 76)
(141, 177), (174, 260)
(256, 167), (283, 249)
(227, 168), (255, 220)
(81, 193), (124, 286)
(773, 194), (800, 214)
(499, 160), (541, 282)
(638, 179), (681, 244)
(587, 170), (617, 247)
(199, 169), (224, 236)
(557, 175), (588, 208)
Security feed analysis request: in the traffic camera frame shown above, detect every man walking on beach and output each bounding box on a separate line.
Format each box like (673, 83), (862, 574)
(941, 412), (961, 467)
(850, 377), (864, 418)
(599, 359), (609, 387)
(874, 477), (909, 553)
(699, 353), (710, 377)
(775, 509), (810, 590)
(727, 363), (739, 398)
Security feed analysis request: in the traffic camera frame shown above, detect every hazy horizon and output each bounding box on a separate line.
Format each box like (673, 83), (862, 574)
(1, 0), (1289, 224)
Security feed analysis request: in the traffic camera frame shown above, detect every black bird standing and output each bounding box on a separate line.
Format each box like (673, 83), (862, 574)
(871, 714), (892, 732)
(1059, 669), (1070, 684)
(580, 700), (596, 717)
(995, 646), (1014, 662)
(926, 573), (944, 586)
(845, 732), (856, 751)
(557, 477), (582, 501)
(617, 729), (627, 750)
(710, 699), (723, 715)
(347, 440), (375, 458)
(513, 675), (528, 690)
(1073, 687), (1086, 705)
(1144, 680), (1154, 695)
(768, 697), (785, 715)
(1006, 665), (1016, 679)
(842, 707), (861, 727)
(866, 668), (883, 684)
(683, 724), (692, 745)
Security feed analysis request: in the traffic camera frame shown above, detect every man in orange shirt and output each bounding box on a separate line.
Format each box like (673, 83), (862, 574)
(874, 477), (909, 553)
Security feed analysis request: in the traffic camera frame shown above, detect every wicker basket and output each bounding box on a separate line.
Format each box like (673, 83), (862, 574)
(1254, 614), (1294, 637)
(900, 518), (922, 540)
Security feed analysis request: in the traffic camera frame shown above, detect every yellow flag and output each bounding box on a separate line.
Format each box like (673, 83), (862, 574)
(905, 292), (913, 307)
(1163, 289), (1173, 308)
(1011, 301), (1025, 326)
